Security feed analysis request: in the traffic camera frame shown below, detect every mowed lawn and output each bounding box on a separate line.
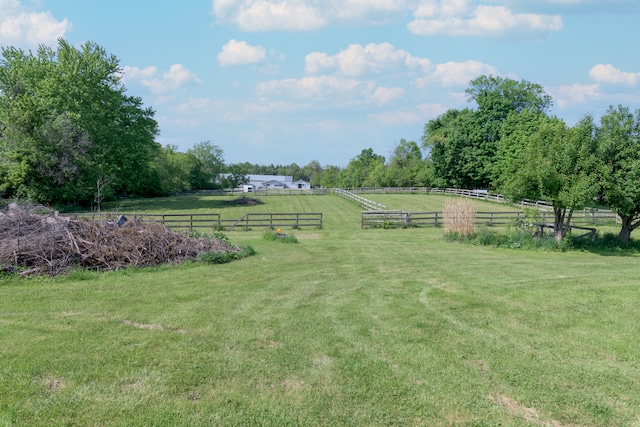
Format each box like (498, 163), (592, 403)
(1, 194), (640, 426)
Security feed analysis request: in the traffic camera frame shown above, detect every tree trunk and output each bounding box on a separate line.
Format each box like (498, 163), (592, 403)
(619, 216), (633, 245)
(553, 207), (566, 242)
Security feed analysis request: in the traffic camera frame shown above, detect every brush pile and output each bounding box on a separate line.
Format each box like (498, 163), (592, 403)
(0, 203), (238, 276)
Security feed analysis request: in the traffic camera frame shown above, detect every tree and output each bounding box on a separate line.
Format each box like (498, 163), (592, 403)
(340, 148), (385, 188)
(221, 164), (249, 189)
(319, 165), (341, 188)
(597, 105), (640, 244)
(387, 139), (424, 187)
(423, 109), (484, 188)
(0, 39), (159, 205)
(499, 116), (600, 241)
(187, 141), (225, 189)
(149, 145), (199, 194)
(494, 110), (553, 189)
(302, 160), (323, 187)
(423, 75), (554, 190)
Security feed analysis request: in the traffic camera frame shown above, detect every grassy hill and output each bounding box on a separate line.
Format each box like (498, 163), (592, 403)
(1, 193), (639, 426)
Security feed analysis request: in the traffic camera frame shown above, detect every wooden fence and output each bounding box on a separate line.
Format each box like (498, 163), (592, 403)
(334, 188), (387, 211)
(362, 210), (619, 229)
(81, 212), (322, 232)
(226, 213), (322, 231)
(170, 188), (330, 197)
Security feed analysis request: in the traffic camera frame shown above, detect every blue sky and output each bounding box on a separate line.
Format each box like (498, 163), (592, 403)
(1, 1), (639, 167)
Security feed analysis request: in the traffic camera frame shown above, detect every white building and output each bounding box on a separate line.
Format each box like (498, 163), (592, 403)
(222, 174), (311, 190)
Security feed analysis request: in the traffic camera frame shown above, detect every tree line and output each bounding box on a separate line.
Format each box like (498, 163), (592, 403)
(1, 40), (639, 242)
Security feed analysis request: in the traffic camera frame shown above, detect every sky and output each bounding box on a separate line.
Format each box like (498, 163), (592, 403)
(1, 1), (639, 167)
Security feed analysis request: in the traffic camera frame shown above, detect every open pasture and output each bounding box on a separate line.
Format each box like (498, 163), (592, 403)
(2, 193), (640, 426)
(361, 193), (521, 214)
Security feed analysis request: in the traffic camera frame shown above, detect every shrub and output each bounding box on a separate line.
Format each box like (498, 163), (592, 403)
(263, 230), (298, 243)
(198, 245), (255, 264)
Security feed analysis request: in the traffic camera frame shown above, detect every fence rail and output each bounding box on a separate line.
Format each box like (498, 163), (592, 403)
(362, 210), (619, 229)
(227, 213), (322, 231)
(79, 212), (322, 231)
(170, 188), (330, 197)
(334, 188), (387, 211)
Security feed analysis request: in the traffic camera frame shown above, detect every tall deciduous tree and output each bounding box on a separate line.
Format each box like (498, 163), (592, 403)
(597, 105), (640, 244)
(0, 39), (159, 205)
(340, 148), (385, 188)
(423, 75), (553, 190)
(187, 141), (225, 189)
(387, 139), (425, 187)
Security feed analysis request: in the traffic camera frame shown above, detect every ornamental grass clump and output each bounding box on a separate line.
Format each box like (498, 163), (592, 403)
(443, 199), (476, 238)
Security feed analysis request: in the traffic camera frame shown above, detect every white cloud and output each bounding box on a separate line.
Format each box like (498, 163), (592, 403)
(368, 109), (424, 127)
(216, 0), (326, 31)
(175, 97), (213, 113)
(417, 102), (450, 118)
(369, 87), (405, 106)
(212, 1), (565, 37)
(258, 75), (376, 102)
(218, 39), (267, 66)
(126, 64), (200, 94)
(305, 43), (431, 76)
(408, 4), (563, 37)
(0, 0), (70, 46)
(212, 0), (414, 31)
(551, 83), (601, 108)
(122, 65), (157, 80)
(589, 64), (640, 86)
(414, 60), (500, 88)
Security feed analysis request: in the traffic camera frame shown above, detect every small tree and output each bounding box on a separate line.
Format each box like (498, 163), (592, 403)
(597, 105), (640, 244)
(499, 116), (599, 241)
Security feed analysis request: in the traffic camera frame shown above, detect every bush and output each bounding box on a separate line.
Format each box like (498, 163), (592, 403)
(198, 245), (255, 264)
(263, 230), (298, 243)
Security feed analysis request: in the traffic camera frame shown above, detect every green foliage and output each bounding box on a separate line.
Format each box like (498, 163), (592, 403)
(340, 148), (386, 188)
(596, 105), (640, 244)
(187, 141), (225, 189)
(262, 230), (298, 243)
(499, 116), (600, 240)
(0, 39), (159, 205)
(197, 245), (255, 264)
(446, 228), (570, 251)
(424, 75), (554, 190)
(151, 145), (201, 194)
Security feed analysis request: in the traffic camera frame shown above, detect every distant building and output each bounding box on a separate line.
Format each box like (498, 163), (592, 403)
(292, 180), (311, 190)
(221, 174), (311, 190)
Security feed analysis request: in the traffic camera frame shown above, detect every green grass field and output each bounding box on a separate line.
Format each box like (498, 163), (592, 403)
(2, 194), (640, 426)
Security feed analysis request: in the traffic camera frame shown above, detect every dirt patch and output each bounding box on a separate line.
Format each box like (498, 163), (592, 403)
(45, 378), (65, 391)
(490, 394), (564, 426)
(123, 320), (164, 331)
(221, 197), (263, 206)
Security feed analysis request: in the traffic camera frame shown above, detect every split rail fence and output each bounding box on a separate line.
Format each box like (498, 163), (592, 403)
(361, 210), (619, 229)
(82, 212), (322, 232)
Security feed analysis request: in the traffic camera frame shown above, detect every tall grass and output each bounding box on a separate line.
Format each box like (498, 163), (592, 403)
(443, 198), (476, 237)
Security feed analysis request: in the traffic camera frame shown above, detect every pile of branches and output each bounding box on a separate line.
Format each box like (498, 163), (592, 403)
(222, 197), (263, 206)
(0, 203), (239, 276)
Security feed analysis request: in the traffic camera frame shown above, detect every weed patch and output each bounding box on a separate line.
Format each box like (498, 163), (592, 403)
(263, 230), (298, 243)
